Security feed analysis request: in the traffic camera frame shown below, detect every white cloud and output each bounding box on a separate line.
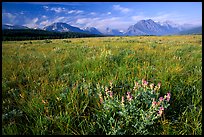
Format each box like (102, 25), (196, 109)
(67, 10), (84, 14)
(131, 15), (147, 22)
(41, 15), (47, 19)
(43, 6), (84, 14)
(43, 6), (49, 10)
(107, 12), (111, 15)
(40, 20), (49, 26)
(76, 17), (132, 32)
(113, 5), (131, 13)
(50, 7), (66, 13)
(90, 12), (96, 15)
(54, 17), (65, 22)
(38, 16), (68, 28)
(76, 17), (100, 25)
(131, 12), (201, 25)
(24, 17), (39, 28)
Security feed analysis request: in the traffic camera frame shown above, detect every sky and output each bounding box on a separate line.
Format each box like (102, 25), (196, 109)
(2, 2), (202, 32)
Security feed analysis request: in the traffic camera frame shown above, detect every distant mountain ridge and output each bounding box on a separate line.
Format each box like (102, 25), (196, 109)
(2, 24), (29, 30)
(124, 19), (180, 36)
(83, 27), (102, 35)
(43, 22), (85, 33)
(104, 27), (123, 36)
(178, 26), (202, 35)
(2, 19), (202, 36)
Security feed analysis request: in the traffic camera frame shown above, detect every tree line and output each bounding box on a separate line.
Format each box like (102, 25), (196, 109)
(2, 29), (105, 41)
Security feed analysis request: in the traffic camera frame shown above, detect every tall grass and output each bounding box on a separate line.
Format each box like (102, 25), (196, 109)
(2, 35), (202, 135)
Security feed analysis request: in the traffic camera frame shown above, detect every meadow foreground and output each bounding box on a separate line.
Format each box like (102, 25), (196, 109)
(2, 35), (202, 135)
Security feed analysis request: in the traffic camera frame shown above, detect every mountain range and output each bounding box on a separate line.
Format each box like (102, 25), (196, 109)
(2, 19), (202, 36)
(2, 24), (29, 30)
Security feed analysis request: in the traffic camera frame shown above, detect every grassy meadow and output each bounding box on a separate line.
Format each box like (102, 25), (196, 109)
(2, 35), (202, 135)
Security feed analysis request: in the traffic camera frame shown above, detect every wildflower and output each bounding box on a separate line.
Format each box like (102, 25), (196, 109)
(133, 82), (140, 90)
(126, 92), (132, 101)
(100, 98), (103, 103)
(142, 79), (148, 87)
(109, 91), (113, 98)
(152, 101), (157, 108)
(157, 82), (161, 89)
(166, 92), (171, 102)
(154, 82), (161, 91)
(158, 106), (164, 116)
(150, 83), (154, 90)
(159, 97), (164, 102)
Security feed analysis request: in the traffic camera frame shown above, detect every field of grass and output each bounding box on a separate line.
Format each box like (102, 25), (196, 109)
(2, 35), (202, 135)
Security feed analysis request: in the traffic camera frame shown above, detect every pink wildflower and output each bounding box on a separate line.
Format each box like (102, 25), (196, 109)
(166, 92), (171, 102)
(100, 97), (103, 103)
(126, 92), (132, 101)
(109, 91), (113, 98)
(158, 106), (164, 116)
(152, 101), (157, 107)
(142, 79), (148, 87)
(159, 97), (164, 102)
(157, 82), (161, 89)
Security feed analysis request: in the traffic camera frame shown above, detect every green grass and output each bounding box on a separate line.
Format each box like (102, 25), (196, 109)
(2, 35), (202, 135)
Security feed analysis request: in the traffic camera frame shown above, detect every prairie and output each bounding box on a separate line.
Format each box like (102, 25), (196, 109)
(2, 35), (202, 135)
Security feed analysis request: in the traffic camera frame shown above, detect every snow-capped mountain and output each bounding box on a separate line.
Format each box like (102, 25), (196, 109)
(104, 27), (124, 36)
(159, 20), (182, 30)
(124, 19), (180, 36)
(2, 24), (29, 30)
(83, 27), (102, 35)
(43, 22), (85, 33)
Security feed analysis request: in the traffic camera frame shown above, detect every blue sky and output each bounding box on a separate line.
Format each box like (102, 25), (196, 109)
(2, 2), (202, 32)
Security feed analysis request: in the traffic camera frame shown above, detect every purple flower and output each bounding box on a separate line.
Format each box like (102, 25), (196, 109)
(100, 97), (103, 103)
(159, 97), (164, 102)
(110, 91), (113, 98)
(158, 106), (164, 116)
(166, 92), (171, 102)
(127, 92), (132, 101)
(160, 106), (164, 111)
(152, 101), (157, 107)
(157, 82), (161, 89)
(142, 79), (148, 87)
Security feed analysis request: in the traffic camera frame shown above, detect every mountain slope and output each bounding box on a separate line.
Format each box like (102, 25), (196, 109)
(178, 26), (202, 35)
(124, 19), (180, 36)
(43, 22), (85, 33)
(104, 27), (123, 36)
(2, 24), (29, 30)
(83, 27), (102, 35)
